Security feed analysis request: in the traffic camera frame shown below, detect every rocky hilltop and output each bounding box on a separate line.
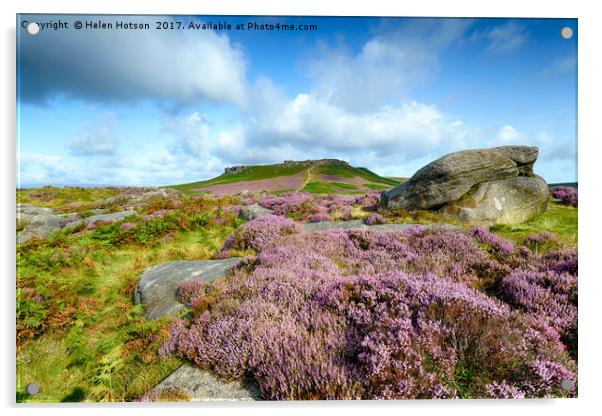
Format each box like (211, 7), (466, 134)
(224, 159), (349, 175)
(381, 145), (549, 225)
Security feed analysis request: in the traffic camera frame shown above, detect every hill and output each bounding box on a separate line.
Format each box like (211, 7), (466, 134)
(170, 159), (402, 196)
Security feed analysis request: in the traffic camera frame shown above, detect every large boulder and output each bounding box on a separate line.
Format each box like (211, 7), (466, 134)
(440, 176), (549, 225)
(134, 258), (242, 320)
(381, 149), (520, 210)
(380, 146), (548, 225)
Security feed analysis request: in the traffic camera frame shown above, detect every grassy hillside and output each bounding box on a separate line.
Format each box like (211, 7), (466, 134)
(169, 160), (401, 195)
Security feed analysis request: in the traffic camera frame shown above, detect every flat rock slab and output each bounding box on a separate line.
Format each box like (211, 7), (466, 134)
(17, 203), (54, 217)
(17, 214), (65, 244)
(239, 204), (274, 221)
(302, 220), (460, 233)
(149, 364), (261, 401)
(134, 258), (243, 320)
(64, 210), (136, 229)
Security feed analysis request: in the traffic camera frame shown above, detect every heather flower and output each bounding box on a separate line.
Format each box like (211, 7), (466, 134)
(500, 269), (577, 341)
(218, 214), (302, 253)
(341, 207), (353, 221)
(484, 381), (525, 399)
(143, 208), (174, 222)
(162, 225), (576, 400)
(364, 214), (384, 225)
(469, 226), (514, 254)
(119, 222), (136, 230)
(520, 359), (575, 397)
(550, 186), (577, 207)
(309, 213), (330, 223)
(525, 232), (557, 246)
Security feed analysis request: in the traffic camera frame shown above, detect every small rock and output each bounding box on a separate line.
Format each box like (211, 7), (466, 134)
(148, 364), (261, 401)
(17, 203), (53, 217)
(63, 210), (136, 229)
(134, 258), (243, 320)
(238, 204), (274, 221)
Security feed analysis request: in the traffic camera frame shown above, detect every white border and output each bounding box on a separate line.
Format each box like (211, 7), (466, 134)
(2, 1), (600, 416)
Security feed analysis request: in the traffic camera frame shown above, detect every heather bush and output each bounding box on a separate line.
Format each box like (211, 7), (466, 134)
(469, 226), (514, 255)
(251, 191), (381, 221)
(523, 232), (559, 253)
(500, 269), (577, 349)
(364, 213), (384, 225)
(341, 207), (353, 221)
(162, 225), (576, 399)
(550, 186), (577, 207)
(309, 213), (331, 223)
(219, 214), (303, 254)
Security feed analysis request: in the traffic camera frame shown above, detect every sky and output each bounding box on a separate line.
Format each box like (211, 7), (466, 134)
(16, 15), (577, 187)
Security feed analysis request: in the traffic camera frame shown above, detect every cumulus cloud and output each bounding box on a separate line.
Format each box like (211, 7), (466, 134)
(17, 153), (68, 186)
(69, 113), (118, 156)
(483, 21), (527, 55)
(19, 15), (247, 107)
(495, 124), (521, 143)
(304, 18), (473, 113)
(17, 17), (576, 186)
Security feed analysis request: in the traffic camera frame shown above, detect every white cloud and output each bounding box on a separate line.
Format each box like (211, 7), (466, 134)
(304, 19), (472, 113)
(484, 21), (527, 55)
(20, 16), (247, 107)
(69, 114), (118, 156)
(495, 124), (521, 143)
(537, 56), (577, 79)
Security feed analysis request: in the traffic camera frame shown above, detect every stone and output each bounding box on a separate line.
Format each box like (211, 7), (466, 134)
(134, 258), (243, 320)
(17, 203), (53, 217)
(491, 145), (539, 176)
(17, 214), (65, 244)
(440, 175), (549, 225)
(238, 204), (273, 221)
(149, 364), (261, 401)
(381, 149), (520, 210)
(63, 210), (136, 229)
(491, 145), (538, 165)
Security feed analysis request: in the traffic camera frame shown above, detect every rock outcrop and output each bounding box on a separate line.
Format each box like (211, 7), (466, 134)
(381, 146), (548, 225)
(134, 258), (243, 320)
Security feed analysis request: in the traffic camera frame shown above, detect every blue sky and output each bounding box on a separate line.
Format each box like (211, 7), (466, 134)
(17, 15), (577, 187)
